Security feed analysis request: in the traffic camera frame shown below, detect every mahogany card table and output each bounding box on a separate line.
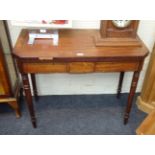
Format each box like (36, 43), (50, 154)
(13, 29), (149, 128)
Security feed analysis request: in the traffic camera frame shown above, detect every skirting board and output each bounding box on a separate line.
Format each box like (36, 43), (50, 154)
(136, 96), (155, 114)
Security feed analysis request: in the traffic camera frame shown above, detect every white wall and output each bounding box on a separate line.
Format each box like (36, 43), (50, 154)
(8, 20), (155, 95)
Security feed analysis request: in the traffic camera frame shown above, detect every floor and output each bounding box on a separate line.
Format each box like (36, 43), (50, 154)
(0, 94), (147, 135)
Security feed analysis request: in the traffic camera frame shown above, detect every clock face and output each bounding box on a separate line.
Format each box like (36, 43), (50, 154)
(112, 20), (132, 28)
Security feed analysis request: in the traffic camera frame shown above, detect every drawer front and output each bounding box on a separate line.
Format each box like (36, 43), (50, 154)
(23, 63), (67, 73)
(68, 62), (95, 73)
(22, 61), (139, 73)
(95, 62), (139, 72)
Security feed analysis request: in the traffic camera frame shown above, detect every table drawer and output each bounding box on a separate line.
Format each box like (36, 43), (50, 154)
(68, 62), (95, 73)
(23, 63), (67, 73)
(95, 62), (139, 72)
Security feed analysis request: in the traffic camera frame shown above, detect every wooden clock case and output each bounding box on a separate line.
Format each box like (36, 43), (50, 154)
(94, 20), (142, 47)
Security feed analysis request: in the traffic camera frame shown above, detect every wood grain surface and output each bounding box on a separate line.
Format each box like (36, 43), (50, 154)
(13, 29), (148, 61)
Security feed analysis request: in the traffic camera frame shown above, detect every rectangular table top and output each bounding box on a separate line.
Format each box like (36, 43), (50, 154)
(13, 29), (149, 62)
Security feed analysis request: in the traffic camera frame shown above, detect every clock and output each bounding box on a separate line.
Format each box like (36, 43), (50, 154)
(94, 20), (141, 47)
(112, 20), (132, 28)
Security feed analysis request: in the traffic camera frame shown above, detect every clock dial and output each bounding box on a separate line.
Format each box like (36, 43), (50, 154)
(95, 20), (140, 46)
(112, 20), (132, 28)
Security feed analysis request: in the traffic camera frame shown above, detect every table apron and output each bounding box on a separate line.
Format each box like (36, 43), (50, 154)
(20, 61), (142, 73)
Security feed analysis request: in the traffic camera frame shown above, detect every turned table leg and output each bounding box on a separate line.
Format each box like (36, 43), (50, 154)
(22, 73), (37, 128)
(124, 71), (140, 124)
(30, 74), (39, 101)
(117, 72), (125, 99)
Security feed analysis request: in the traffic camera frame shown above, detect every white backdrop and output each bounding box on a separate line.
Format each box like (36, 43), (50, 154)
(8, 20), (155, 95)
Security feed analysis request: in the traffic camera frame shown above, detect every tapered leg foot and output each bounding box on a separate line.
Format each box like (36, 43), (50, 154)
(124, 119), (128, 125)
(124, 113), (129, 125)
(32, 118), (37, 128)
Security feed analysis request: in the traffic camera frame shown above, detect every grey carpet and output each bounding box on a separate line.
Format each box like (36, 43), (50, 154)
(0, 94), (146, 135)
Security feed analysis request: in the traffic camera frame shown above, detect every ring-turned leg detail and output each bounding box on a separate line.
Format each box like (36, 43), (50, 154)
(124, 71), (140, 125)
(21, 73), (37, 128)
